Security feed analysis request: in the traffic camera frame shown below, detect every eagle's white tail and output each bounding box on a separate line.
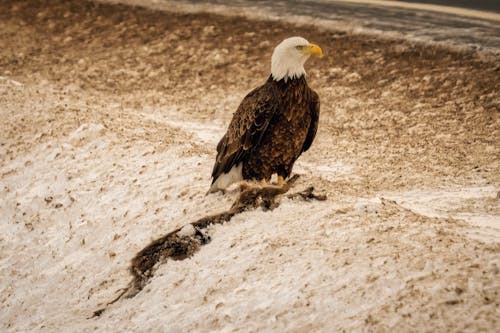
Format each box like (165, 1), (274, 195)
(209, 164), (243, 193)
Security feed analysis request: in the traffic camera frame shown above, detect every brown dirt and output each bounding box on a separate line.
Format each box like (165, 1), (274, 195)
(1, 0), (498, 197)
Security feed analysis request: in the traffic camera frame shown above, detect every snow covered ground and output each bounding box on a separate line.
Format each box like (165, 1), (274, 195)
(1, 0), (499, 332)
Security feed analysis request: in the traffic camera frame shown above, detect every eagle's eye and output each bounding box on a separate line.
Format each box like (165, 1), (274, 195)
(295, 45), (305, 50)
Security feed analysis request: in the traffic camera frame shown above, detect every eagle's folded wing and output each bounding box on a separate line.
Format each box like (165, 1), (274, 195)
(211, 85), (278, 182)
(301, 90), (320, 153)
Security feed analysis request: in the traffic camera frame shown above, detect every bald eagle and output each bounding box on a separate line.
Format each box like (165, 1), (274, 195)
(209, 36), (323, 192)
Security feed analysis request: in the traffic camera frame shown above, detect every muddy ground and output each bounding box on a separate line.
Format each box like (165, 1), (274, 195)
(0, 0), (499, 332)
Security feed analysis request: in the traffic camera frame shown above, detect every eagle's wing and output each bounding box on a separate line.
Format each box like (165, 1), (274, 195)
(301, 90), (320, 152)
(211, 85), (278, 182)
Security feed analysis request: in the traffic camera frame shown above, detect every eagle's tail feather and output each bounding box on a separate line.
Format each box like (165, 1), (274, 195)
(208, 164), (243, 193)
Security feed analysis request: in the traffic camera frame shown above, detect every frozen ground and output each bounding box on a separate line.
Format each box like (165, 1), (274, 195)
(1, 0), (499, 332)
(109, 0), (500, 55)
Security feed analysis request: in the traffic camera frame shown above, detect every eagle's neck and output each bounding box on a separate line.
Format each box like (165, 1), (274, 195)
(271, 68), (306, 82)
(268, 75), (307, 89)
(271, 54), (307, 82)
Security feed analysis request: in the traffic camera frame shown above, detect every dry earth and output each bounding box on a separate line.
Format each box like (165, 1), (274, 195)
(0, 0), (499, 332)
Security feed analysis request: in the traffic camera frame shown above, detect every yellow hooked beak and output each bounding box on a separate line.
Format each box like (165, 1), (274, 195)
(304, 43), (323, 57)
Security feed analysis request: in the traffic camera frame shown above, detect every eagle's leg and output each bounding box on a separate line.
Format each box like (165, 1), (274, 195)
(277, 175), (285, 187)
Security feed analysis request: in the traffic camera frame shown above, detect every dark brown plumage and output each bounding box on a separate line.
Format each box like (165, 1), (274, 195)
(210, 75), (320, 190)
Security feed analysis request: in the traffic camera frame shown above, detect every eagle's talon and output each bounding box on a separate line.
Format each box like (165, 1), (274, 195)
(240, 180), (265, 191)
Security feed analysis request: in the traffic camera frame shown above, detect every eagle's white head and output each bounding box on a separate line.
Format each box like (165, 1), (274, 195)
(271, 36), (323, 82)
